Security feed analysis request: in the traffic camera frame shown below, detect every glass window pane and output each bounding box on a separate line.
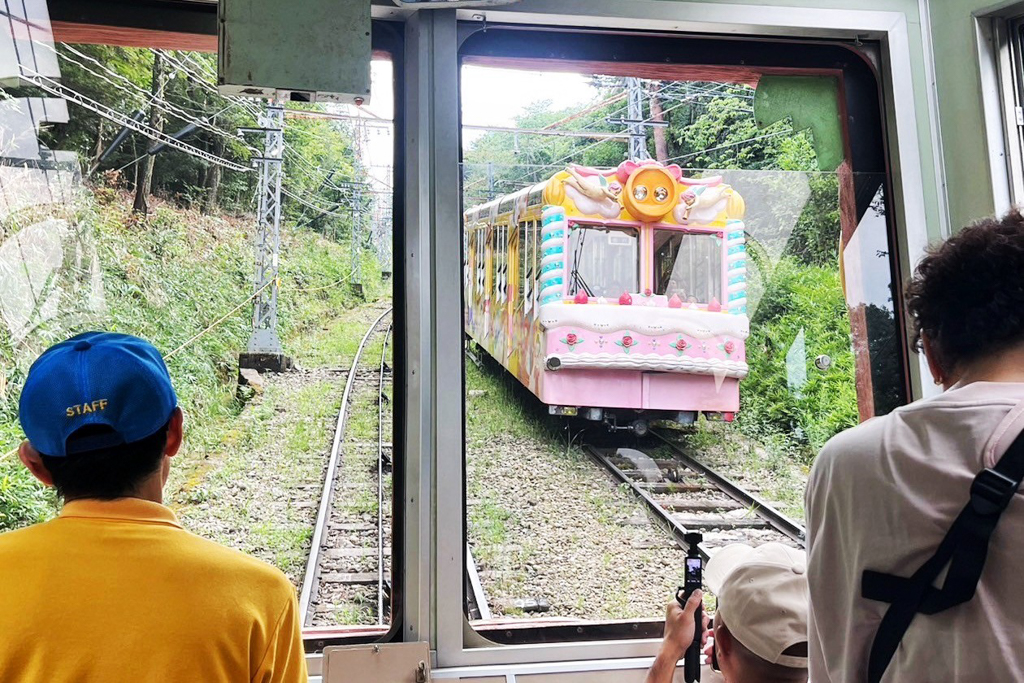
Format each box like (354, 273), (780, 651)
(0, 22), (399, 640)
(459, 33), (905, 644)
(567, 225), (639, 298)
(654, 230), (723, 304)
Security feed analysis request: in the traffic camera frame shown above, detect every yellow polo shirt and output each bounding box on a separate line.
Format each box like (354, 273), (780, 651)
(0, 498), (307, 682)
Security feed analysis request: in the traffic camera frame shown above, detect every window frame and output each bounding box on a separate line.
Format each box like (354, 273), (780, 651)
(410, 1), (935, 670)
(565, 222), (641, 299)
(652, 227), (725, 304)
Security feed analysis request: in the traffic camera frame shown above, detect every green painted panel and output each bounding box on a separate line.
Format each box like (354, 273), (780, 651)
(754, 75), (843, 171)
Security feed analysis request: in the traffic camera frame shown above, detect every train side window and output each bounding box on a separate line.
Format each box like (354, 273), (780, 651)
(0, 14), (404, 651)
(524, 220), (534, 314)
(532, 218), (541, 308)
(499, 226), (505, 304)
(477, 229), (485, 296)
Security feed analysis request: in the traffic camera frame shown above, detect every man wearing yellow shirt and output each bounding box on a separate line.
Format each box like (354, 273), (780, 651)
(0, 331), (307, 683)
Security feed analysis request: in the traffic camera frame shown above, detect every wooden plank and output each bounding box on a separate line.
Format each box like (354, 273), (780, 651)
(672, 516), (768, 529)
(636, 481), (705, 494)
(659, 499), (743, 513)
(320, 572), (391, 585)
(326, 547), (391, 558)
(51, 21), (218, 53)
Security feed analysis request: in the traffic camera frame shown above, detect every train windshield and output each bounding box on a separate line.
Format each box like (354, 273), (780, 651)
(654, 230), (723, 304)
(566, 224), (639, 298)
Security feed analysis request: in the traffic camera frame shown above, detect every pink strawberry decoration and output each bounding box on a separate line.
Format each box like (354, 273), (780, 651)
(619, 292), (632, 306)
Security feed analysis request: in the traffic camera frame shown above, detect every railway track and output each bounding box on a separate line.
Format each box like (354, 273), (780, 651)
(299, 307), (394, 628)
(585, 433), (805, 562)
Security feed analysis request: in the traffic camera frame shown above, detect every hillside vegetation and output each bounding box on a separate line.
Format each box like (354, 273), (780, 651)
(0, 192), (385, 530)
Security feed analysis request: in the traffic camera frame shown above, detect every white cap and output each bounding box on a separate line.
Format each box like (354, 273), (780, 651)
(705, 542), (809, 669)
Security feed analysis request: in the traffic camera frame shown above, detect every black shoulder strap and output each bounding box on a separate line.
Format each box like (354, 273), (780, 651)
(861, 430), (1024, 683)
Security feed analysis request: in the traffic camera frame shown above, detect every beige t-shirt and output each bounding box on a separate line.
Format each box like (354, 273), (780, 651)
(806, 381), (1024, 683)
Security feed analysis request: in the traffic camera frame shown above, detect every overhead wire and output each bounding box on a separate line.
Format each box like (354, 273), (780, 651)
(40, 42), (260, 155)
(465, 90), (699, 195)
(18, 65), (251, 172)
(463, 80), (767, 197)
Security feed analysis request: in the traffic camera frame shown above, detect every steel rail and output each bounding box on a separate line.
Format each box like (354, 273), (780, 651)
(376, 322), (393, 626)
(651, 431), (806, 546)
(584, 445), (713, 562)
(298, 307), (393, 627)
(465, 543), (492, 621)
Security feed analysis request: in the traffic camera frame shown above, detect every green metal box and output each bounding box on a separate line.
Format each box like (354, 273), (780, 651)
(217, 0), (371, 104)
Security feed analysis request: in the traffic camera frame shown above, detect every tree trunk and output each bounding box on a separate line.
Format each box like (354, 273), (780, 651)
(649, 83), (669, 163)
(204, 131), (224, 214)
(89, 119), (105, 175)
(133, 51), (168, 214)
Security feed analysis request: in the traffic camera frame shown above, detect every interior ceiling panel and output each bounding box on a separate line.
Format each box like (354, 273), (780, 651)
(48, 0), (217, 51)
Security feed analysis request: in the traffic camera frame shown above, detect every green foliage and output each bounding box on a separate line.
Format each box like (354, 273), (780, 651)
(739, 258), (859, 457)
(678, 95), (809, 171)
(28, 45), (363, 222)
(0, 458), (54, 529)
(0, 194), (385, 531)
(463, 95), (631, 205)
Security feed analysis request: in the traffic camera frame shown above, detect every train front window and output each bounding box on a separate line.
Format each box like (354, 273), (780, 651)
(654, 230), (723, 304)
(566, 225), (639, 298)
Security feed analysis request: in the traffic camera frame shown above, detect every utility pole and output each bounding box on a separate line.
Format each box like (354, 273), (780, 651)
(350, 116), (366, 298)
(606, 78), (667, 161)
(626, 77), (648, 160)
(238, 100), (290, 372)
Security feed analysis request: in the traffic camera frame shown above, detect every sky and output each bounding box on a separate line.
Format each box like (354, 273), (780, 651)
(460, 65), (598, 140)
(337, 62), (598, 181)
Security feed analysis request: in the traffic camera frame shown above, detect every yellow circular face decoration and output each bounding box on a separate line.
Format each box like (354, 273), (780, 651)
(623, 167), (679, 222)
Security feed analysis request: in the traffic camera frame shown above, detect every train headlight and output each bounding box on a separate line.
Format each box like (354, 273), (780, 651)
(623, 166), (680, 222)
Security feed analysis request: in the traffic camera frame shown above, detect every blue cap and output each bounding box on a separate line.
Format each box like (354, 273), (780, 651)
(18, 332), (178, 457)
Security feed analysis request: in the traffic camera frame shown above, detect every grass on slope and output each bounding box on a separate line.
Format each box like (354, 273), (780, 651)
(0, 192), (386, 530)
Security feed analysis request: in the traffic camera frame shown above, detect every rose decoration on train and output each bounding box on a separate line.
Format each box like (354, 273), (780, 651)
(561, 332), (584, 351)
(674, 336), (689, 355)
(616, 333), (635, 354)
(719, 339), (736, 357)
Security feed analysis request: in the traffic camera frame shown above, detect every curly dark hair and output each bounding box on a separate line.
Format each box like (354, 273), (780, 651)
(905, 208), (1024, 371)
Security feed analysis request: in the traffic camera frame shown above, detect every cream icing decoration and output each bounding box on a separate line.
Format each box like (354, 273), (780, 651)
(548, 352), (748, 378)
(539, 303), (749, 339)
